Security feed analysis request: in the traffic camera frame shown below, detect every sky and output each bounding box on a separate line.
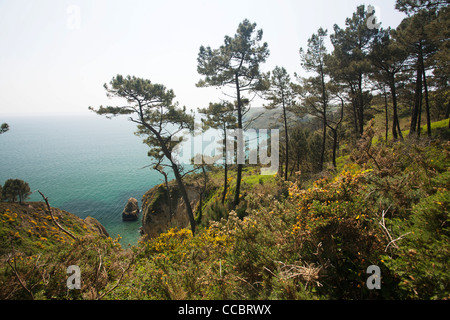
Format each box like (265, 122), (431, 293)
(0, 0), (407, 116)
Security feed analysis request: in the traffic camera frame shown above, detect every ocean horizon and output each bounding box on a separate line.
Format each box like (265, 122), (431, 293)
(0, 113), (169, 246)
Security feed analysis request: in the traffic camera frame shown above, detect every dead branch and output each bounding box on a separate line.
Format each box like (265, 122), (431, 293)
(379, 205), (395, 246)
(379, 205), (411, 252)
(7, 241), (34, 299)
(38, 190), (78, 241)
(97, 258), (134, 300)
(385, 232), (412, 252)
(275, 260), (324, 289)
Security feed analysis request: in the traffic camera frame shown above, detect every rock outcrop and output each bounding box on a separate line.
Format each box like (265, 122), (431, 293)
(122, 198), (140, 222)
(140, 182), (201, 239)
(84, 216), (110, 237)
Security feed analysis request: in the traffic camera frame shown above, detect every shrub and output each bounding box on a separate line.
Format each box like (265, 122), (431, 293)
(383, 190), (450, 299)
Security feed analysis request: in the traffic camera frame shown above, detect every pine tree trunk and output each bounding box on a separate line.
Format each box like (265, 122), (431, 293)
(418, 42), (431, 137)
(410, 62), (423, 136)
(350, 85), (359, 138)
(390, 77), (403, 141)
(421, 60), (432, 137)
(384, 90), (389, 142)
(222, 125), (228, 204)
(320, 66), (327, 171)
(331, 128), (338, 168)
(171, 162), (196, 236)
(358, 74), (365, 137)
(142, 121), (196, 236)
(282, 97), (289, 181)
(233, 73), (243, 208)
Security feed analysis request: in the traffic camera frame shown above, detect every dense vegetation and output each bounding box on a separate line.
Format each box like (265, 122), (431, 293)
(1, 134), (448, 300)
(1, 0), (449, 300)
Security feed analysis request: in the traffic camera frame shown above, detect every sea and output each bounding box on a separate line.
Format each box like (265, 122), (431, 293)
(0, 113), (170, 246)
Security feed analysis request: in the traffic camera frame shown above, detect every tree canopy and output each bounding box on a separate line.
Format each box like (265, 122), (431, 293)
(2, 179), (31, 204)
(197, 19), (270, 208)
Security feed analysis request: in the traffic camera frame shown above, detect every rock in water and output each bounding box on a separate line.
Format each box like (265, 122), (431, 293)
(122, 198), (140, 222)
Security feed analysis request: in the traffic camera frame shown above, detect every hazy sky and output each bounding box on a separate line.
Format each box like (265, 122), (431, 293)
(0, 0), (406, 116)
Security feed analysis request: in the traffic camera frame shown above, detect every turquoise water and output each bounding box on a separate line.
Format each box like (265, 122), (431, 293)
(0, 114), (167, 246)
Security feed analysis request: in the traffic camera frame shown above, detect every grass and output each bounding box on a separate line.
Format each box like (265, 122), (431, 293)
(0, 202), (107, 256)
(372, 118), (449, 145)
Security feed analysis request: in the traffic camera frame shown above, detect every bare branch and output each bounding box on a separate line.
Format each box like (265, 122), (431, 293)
(97, 259), (133, 300)
(7, 241), (34, 299)
(385, 232), (412, 252)
(378, 205), (411, 252)
(38, 190), (78, 241)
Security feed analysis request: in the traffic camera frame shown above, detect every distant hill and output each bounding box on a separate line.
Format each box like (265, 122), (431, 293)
(243, 107), (308, 129)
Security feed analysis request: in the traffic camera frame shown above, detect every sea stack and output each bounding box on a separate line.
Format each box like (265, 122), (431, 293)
(122, 198), (140, 222)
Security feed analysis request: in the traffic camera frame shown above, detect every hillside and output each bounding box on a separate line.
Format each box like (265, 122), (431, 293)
(121, 137), (449, 300)
(0, 201), (127, 300)
(0, 202), (108, 256)
(243, 107), (308, 129)
(1, 128), (448, 300)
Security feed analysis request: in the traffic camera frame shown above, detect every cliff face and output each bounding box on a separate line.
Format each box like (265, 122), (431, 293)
(141, 182), (201, 239)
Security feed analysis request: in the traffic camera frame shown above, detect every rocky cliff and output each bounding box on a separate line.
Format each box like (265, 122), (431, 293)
(140, 182), (201, 239)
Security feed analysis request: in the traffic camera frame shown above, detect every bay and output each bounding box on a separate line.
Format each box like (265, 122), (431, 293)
(0, 113), (167, 246)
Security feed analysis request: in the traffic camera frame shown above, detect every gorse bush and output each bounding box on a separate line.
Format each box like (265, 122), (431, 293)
(289, 167), (385, 299)
(122, 139), (448, 300)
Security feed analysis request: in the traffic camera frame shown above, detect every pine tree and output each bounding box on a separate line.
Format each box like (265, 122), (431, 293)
(263, 66), (295, 180)
(297, 28), (330, 172)
(330, 5), (378, 138)
(197, 19), (270, 208)
(369, 28), (409, 141)
(198, 102), (236, 204)
(396, 0), (447, 136)
(89, 75), (196, 235)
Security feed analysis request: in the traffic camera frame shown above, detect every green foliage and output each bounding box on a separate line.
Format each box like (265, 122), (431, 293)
(1, 137), (448, 300)
(2, 1), (450, 301)
(287, 125), (324, 177)
(197, 19), (270, 93)
(0, 201), (128, 300)
(90, 74), (197, 235)
(395, 0), (448, 14)
(330, 4), (378, 136)
(2, 179), (31, 204)
(264, 66), (296, 180)
(0, 123), (9, 134)
(197, 18), (271, 207)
